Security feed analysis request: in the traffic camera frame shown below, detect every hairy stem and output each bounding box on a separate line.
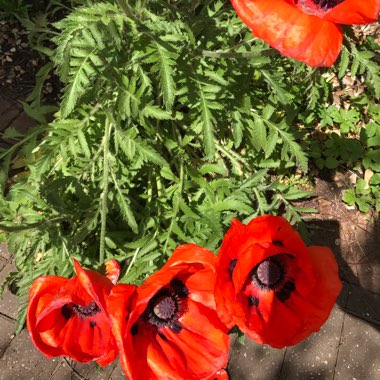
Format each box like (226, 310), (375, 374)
(99, 117), (112, 264)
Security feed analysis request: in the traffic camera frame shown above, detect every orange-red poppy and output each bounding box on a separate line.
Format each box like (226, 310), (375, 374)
(230, 0), (380, 66)
(108, 244), (230, 380)
(27, 259), (133, 366)
(215, 215), (342, 348)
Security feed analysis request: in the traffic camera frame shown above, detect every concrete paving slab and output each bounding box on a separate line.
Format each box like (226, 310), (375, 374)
(344, 283), (380, 323)
(50, 358), (114, 380)
(49, 359), (124, 380)
(0, 260), (18, 320)
(228, 336), (285, 380)
(279, 307), (345, 380)
(109, 363), (127, 380)
(0, 329), (59, 380)
(0, 257), (6, 272)
(333, 284), (380, 380)
(334, 313), (380, 380)
(0, 316), (15, 358)
(0, 243), (10, 260)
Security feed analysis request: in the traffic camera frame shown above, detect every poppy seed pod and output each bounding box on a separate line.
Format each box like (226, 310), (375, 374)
(231, 0), (380, 66)
(215, 215), (342, 348)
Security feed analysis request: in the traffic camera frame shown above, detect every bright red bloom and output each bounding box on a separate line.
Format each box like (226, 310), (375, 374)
(231, 0), (380, 66)
(108, 244), (230, 380)
(215, 215), (342, 348)
(27, 259), (131, 366)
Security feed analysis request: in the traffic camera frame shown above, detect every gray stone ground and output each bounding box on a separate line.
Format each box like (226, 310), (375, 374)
(1, 95), (380, 379)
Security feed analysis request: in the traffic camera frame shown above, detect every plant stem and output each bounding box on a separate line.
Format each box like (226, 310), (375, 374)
(0, 216), (67, 232)
(99, 118), (112, 264)
(115, 0), (134, 20)
(163, 161), (184, 254)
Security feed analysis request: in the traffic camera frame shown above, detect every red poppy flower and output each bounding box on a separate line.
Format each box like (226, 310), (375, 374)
(108, 244), (230, 380)
(215, 215), (342, 348)
(230, 0), (380, 66)
(27, 259), (131, 366)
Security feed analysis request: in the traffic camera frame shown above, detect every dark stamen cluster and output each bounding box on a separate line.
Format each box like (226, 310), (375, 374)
(61, 300), (101, 320)
(72, 301), (101, 317)
(312, 0), (344, 10)
(299, 0), (344, 14)
(145, 278), (189, 334)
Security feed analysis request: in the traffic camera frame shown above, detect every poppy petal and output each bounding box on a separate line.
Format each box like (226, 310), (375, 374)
(147, 337), (186, 380)
(154, 300), (229, 379)
(206, 369), (229, 380)
(27, 276), (68, 358)
(231, 0), (343, 66)
(106, 284), (137, 378)
(184, 267), (216, 308)
(105, 259), (120, 284)
(291, 246), (342, 333)
(164, 326), (228, 380)
(323, 0), (380, 24)
(166, 244), (217, 269)
(73, 259), (113, 311)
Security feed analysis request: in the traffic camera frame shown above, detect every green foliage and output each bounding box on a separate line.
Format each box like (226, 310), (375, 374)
(0, 0), (379, 330)
(343, 177), (380, 213)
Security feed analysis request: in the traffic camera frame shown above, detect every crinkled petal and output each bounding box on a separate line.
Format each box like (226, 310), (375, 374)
(27, 276), (68, 358)
(73, 259), (113, 311)
(106, 284), (137, 378)
(206, 369), (229, 380)
(231, 0), (343, 66)
(105, 259), (120, 285)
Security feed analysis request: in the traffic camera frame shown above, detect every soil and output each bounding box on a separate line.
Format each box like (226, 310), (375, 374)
(0, 2), (63, 101)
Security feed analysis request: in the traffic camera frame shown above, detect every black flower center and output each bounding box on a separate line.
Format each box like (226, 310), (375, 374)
(61, 300), (101, 320)
(312, 0), (344, 9)
(296, 0), (344, 15)
(145, 278), (188, 333)
(252, 257), (284, 290)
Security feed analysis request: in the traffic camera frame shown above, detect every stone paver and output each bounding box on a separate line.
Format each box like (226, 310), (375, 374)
(0, 316), (14, 358)
(0, 243), (11, 260)
(334, 285), (380, 380)
(279, 307), (345, 380)
(50, 360), (124, 380)
(0, 257), (6, 272)
(0, 329), (59, 380)
(0, 259), (19, 320)
(228, 337), (285, 380)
